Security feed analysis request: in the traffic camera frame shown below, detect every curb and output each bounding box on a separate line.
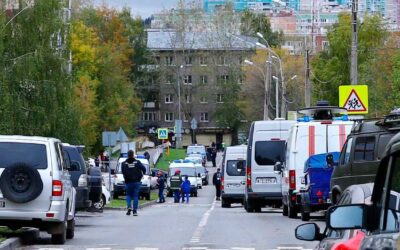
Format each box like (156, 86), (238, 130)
(104, 199), (157, 211)
(0, 237), (21, 250)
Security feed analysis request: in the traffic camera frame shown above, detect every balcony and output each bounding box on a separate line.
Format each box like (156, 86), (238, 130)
(144, 102), (156, 109)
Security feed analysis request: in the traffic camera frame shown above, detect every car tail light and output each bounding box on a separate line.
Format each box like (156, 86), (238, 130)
(221, 176), (224, 191)
(78, 174), (88, 187)
(52, 180), (63, 196)
(246, 166), (251, 189)
(289, 170), (296, 190)
(316, 190), (323, 197)
(321, 121), (332, 124)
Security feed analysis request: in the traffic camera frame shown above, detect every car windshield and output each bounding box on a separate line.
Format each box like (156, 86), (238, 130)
(169, 167), (196, 177)
(0, 142), (47, 169)
(187, 146), (206, 154)
(255, 141), (285, 166)
(186, 157), (202, 164)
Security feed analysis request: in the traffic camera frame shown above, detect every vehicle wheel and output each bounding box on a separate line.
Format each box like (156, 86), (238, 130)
(145, 193), (151, 201)
(194, 192), (198, 197)
(282, 204), (288, 216)
(288, 203), (297, 219)
(254, 207), (262, 213)
(66, 219), (75, 239)
(93, 195), (106, 209)
(301, 208), (310, 222)
(221, 198), (230, 208)
(0, 163), (43, 203)
(167, 190), (172, 197)
(51, 211), (67, 244)
(244, 201), (254, 213)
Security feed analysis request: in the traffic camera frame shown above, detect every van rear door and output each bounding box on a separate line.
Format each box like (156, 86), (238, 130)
(252, 139), (285, 193)
(224, 157), (246, 195)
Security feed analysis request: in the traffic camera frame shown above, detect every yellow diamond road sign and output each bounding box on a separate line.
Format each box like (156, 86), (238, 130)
(339, 85), (368, 115)
(157, 128), (168, 140)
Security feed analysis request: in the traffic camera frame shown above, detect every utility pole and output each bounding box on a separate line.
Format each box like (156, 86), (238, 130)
(351, 0), (358, 85)
(265, 52), (272, 120)
(305, 49), (311, 107)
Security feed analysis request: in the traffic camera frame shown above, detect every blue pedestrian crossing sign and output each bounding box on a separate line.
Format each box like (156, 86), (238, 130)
(158, 128), (168, 140)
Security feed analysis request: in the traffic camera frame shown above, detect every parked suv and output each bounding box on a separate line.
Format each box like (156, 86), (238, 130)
(295, 129), (400, 249)
(330, 109), (400, 204)
(0, 136), (76, 244)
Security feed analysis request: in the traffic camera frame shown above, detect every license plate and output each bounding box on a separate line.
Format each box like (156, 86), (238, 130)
(0, 200), (5, 208)
(256, 177), (276, 184)
(227, 183), (241, 188)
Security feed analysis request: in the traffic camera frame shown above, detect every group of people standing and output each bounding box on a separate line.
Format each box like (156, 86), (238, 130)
(120, 145), (224, 215)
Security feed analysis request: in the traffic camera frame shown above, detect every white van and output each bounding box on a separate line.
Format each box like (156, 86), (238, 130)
(221, 145), (247, 208)
(166, 160), (199, 197)
(277, 105), (353, 218)
(244, 119), (296, 212)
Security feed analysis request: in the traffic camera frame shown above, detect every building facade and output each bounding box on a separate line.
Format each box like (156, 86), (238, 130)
(137, 30), (256, 147)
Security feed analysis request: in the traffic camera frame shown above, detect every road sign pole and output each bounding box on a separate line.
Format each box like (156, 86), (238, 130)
(107, 135), (112, 201)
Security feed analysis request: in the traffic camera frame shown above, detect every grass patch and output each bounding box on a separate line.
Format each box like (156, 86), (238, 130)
(155, 148), (186, 171)
(107, 191), (159, 208)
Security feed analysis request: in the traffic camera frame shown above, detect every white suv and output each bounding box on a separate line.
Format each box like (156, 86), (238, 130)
(0, 136), (76, 244)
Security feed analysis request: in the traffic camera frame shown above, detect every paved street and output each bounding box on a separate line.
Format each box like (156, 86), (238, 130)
(19, 155), (324, 250)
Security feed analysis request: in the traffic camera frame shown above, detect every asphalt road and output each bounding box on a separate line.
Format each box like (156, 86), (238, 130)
(19, 153), (325, 250)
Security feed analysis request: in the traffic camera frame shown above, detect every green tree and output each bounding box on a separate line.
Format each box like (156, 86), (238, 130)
(240, 10), (283, 47)
(0, 0), (80, 142)
(311, 13), (387, 108)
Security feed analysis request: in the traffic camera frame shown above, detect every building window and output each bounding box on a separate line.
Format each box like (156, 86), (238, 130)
(217, 75), (229, 84)
(218, 56), (228, 66)
(185, 94), (191, 103)
(216, 94), (224, 103)
(165, 56), (174, 66)
(155, 56), (161, 65)
(322, 41), (329, 50)
(185, 56), (193, 66)
(165, 94), (173, 103)
(200, 96), (207, 103)
(238, 75), (244, 84)
(200, 75), (208, 85)
(184, 113), (192, 122)
(166, 75), (174, 84)
(142, 112), (157, 121)
(183, 75), (192, 85)
(200, 112), (209, 122)
(165, 112), (174, 122)
(199, 56), (207, 66)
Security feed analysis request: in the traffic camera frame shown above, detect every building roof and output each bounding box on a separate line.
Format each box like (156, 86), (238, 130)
(147, 30), (258, 51)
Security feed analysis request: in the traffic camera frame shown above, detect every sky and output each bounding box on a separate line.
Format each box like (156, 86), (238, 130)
(93, 0), (182, 18)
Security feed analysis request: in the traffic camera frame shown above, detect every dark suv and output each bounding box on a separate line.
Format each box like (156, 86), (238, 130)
(63, 145), (102, 211)
(330, 110), (400, 204)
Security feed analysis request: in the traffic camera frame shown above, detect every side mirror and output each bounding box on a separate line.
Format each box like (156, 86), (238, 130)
(274, 162), (283, 174)
(111, 169), (116, 175)
(295, 223), (323, 241)
(327, 204), (367, 230)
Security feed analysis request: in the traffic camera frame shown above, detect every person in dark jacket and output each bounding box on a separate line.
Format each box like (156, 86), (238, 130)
(181, 176), (191, 203)
(213, 168), (222, 200)
(170, 170), (182, 203)
(157, 171), (166, 203)
(122, 150), (146, 216)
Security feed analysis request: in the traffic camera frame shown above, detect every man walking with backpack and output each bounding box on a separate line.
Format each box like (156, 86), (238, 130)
(122, 150), (146, 216)
(213, 168), (222, 200)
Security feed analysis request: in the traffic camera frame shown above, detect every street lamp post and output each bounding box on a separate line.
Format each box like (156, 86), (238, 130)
(272, 55), (286, 118)
(176, 65), (183, 149)
(272, 76), (279, 118)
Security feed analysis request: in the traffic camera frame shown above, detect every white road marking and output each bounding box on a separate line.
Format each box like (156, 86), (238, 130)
(134, 248), (159, 250)
(189, 200), (216, 243)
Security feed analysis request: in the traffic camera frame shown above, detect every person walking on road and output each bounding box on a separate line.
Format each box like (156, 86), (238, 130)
(122, 150), (146, 216)
(157, 171), (166, 203)
(170, 170), (182, 203)
(213, 168), (222, 200)
(181, 176), (191, 204)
